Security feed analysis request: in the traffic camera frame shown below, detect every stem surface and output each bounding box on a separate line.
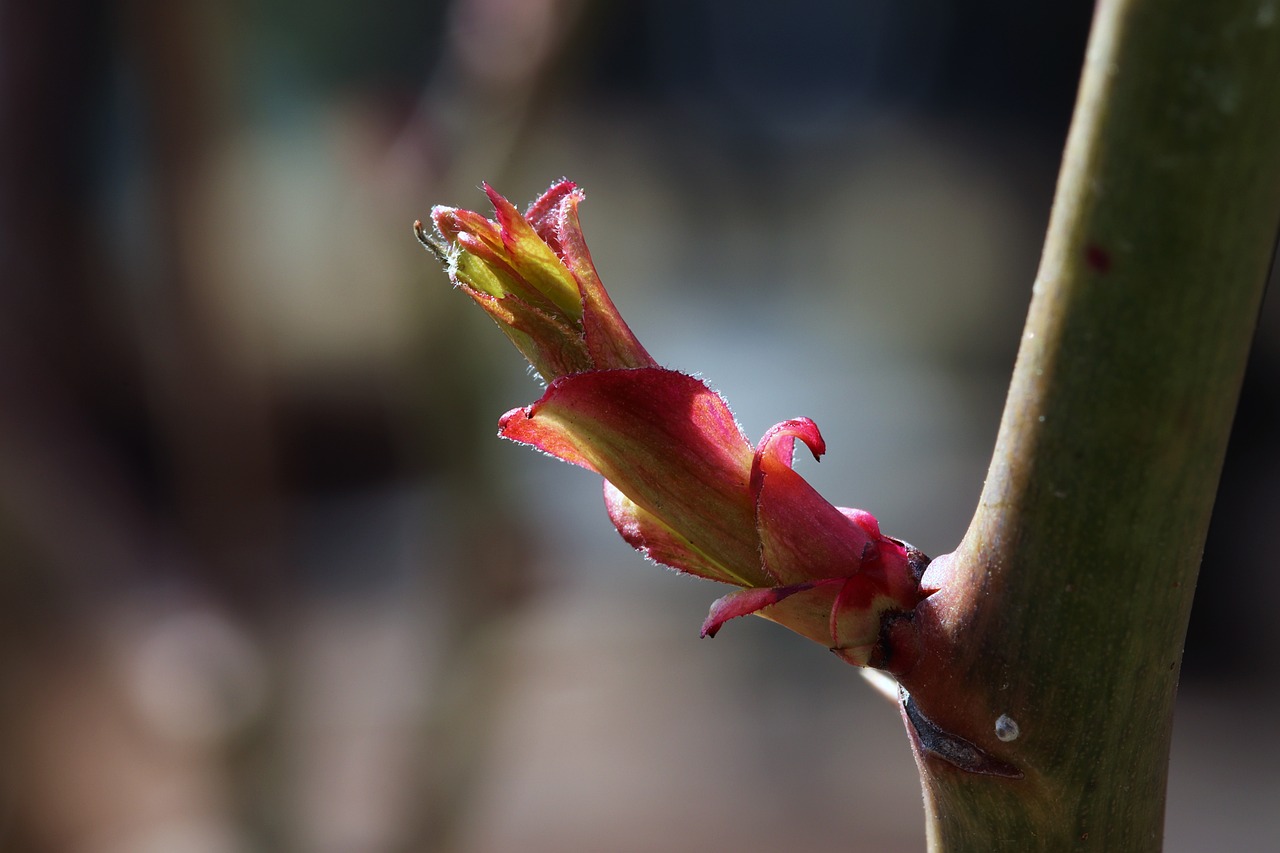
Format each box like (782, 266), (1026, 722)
(897, 1), (1280, 848)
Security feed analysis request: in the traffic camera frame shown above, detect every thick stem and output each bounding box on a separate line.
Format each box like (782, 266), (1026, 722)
(894, 0), (1280, 849)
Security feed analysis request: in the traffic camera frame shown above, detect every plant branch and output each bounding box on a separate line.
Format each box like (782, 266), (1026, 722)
(894, 0), (1280, 848)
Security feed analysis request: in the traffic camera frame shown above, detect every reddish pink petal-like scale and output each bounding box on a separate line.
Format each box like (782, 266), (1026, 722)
(833, 508), (921, 605)
(498, 403), (599, 472)
(865, 539), (922, 608)
(759, 418), (827, 466)
(604, 482), (745, 584)
(485, 183), (547, 260)
(498, 368), (772, 588)
(749, 581), (884, 661)
(478, 184), (584, 320)
(523, 179), (578, 251)
(453, 231), (560, 311)
(428, 205), (465, 242)
(826, 573), (891, 647)
(553, 190), (655, 371)
(752, 420), (875, 586)
(461, 287), (593, 381)
(701, 579), (886, 661)
(838, 506), (883, 537)
(433, 206), (501, 250)
(460, 182), (653, 372)
(701, 582), (829, 638)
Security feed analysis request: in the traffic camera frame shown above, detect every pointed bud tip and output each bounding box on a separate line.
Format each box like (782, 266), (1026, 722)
(497, 404), (533, 431)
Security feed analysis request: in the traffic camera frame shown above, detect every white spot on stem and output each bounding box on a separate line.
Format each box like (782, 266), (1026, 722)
(995, 713), (1021, 742)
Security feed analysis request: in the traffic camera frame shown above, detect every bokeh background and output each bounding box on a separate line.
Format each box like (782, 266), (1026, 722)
(2, 1), (1277, 851)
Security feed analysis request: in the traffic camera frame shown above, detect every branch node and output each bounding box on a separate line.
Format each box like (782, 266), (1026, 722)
(900, 689), (1024, 779)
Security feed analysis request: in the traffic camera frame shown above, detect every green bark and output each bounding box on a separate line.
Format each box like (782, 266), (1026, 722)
(895, 0), (1280, 848)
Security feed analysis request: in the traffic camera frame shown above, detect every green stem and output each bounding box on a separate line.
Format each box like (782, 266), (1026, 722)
(895, 0), (1280, 848)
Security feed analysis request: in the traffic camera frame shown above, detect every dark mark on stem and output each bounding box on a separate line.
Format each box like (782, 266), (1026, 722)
(901, 690), (1024, 779)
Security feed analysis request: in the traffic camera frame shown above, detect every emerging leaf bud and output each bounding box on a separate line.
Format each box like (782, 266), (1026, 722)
(419, 182), (928, 668)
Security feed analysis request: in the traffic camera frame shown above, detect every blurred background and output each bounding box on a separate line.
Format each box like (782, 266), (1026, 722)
(1, 1), (1277, 851)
